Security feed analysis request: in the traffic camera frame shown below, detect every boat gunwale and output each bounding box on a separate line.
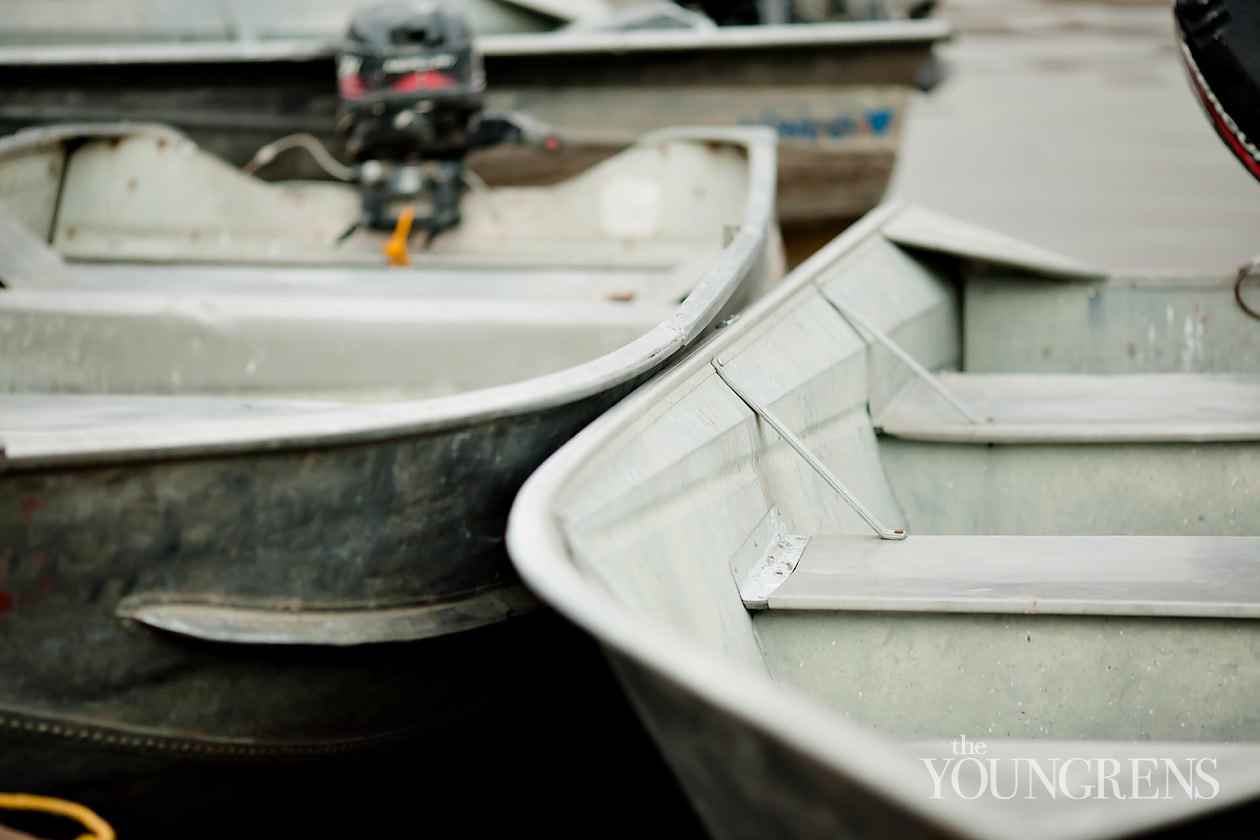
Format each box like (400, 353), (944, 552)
(0, 125), (778, 471)
(0, 20), (952, 68)
(505, 201), (1260, 840)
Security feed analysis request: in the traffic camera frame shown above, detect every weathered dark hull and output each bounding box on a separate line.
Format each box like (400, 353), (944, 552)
(2, 611), (706, 839)
(0, 252), (777, 792)
(0, 118), (780, 801)
(0, 379), (635, 780)
(607, 653), (957, 840)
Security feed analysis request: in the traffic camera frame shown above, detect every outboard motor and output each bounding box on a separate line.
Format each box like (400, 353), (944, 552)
(1175, 0), (1260, 182)
(336, 3), (558, 241)
(1176, 0), (1260, 320)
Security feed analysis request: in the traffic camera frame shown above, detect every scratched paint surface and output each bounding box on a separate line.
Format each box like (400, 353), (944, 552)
(0, 497), (52, 614)
(0, 382), (635, 747)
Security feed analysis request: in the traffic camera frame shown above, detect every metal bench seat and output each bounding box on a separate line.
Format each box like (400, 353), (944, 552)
(874, 373), (1260, 444)
(756, 534), (1260, 618)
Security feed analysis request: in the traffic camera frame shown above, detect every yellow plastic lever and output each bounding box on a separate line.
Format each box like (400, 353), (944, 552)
(384, 206), (415, 267)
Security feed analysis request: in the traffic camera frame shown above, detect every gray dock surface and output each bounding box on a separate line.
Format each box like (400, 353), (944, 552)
(894, 0), (1260, 273)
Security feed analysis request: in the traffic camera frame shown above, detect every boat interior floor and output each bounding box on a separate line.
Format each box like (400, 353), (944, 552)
(0, 290), (676, 406)
(746, 523), (1260, 745)
(727, 285), (1260, 744)
(739, 402), (1260, 743)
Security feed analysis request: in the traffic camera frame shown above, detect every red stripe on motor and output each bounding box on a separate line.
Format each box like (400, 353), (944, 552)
(1185, 52), (1260, 179)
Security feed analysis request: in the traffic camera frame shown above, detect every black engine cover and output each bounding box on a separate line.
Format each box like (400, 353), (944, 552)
(336, 3), (484, 162)
(1176, 0), (1260, 182)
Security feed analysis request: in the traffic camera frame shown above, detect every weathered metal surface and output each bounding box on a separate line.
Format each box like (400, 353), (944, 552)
(878, 439), (1260, 537)
(0, 390), (620, 640)
(753, 610), (1260, 744)
(0, 203), (66, 288)
(0, 383), (631, 744)
(963, 273), (1260, 374)
(0, 21), (948, 227)
(506, 202), (1260, 839)
(0, 293), (671, 411)
(607, 653), (960, 840)
(117, 583), (541, 645)
(0, 126), (779, 781)
(731, 508), (809, 608)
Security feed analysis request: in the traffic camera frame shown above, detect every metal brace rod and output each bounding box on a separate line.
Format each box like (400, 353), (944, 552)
(819, 289), (986, 426)
(712, 360), (906, 541)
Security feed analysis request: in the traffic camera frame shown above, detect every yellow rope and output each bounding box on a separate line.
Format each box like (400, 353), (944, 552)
(0, 794), (115, 840)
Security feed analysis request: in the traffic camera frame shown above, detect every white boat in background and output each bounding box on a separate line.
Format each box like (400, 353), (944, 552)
(508, 202), (1260, 839)
(0, 123), (782, 784)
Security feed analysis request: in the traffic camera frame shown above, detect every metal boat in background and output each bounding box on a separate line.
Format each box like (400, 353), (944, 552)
(0, 0), (924, 43)
(0, 0), (597, 42)
(0, 17), (949, 231)
(508, 202), (1260, 839)
(0, 122), (781, 781)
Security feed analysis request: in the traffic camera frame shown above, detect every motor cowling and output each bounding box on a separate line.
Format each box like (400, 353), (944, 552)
(1175, 0), (1260, 183)
(337, 3), (485, 164)
(334, 3), (560, 241)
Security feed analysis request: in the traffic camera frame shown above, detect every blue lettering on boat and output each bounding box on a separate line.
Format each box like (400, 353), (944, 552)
(740, 110), (892, 141)
(866, 109), (894, 136)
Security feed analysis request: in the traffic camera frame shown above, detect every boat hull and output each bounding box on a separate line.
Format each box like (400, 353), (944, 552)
(506, 204), (1260, 839)
(608, 653), (957, 840)
(0, 611), (703, 838)
(2, 385), (625, 644)
(0, 359), (703, 792)
(0, 124), (781, 783)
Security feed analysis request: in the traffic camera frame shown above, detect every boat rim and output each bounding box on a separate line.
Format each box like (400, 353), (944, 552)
(0, 20), (952, 68)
